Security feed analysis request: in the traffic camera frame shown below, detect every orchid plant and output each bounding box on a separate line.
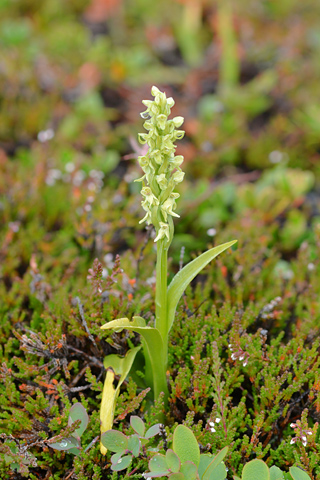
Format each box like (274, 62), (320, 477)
(99, 87), (236, 452)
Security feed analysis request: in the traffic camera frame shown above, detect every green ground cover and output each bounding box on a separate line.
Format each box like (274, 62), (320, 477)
(1, 0), (320, 478)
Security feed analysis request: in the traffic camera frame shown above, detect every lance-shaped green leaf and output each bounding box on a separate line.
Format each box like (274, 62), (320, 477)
(289, 467), (312, 480)
(100, 345), (141, 455)
(166, 240), (237, 334)
(101, 316), (167, 400)
(201, 447), (228, 480)
(204, 462), (227, 480)
(241, 459), (270, 480)
(198, 455), (214, 479)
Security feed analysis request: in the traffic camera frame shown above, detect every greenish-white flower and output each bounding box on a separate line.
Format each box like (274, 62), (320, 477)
(172, 170), (185, 184)
(161, 196), (180, 221)
(154, 222), (170, 242)
(137, 86), (185, 244)
(156, 174), (168, 190)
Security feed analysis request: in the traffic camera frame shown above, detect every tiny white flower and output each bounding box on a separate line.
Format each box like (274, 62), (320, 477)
(290, 439), (296, 444)
(38, 128), (54, 142)
(239, 355), (245, 361)
(207, 228), (217, 237)
(243, 360), (248, 367)
(8, 221), (20, 232)
(231, 353), (236, 360)
(302, 440), (307, 447)
(209, 421), (215, 427)
(215, 418), (221, 423)
(73, 170), (86, 186)
(290, 423), (296, 428)
(269, 150), (283, 164)
(302, 436), (307, 442)
(210, 427), (216, 433)
(65, 162), (75, 172)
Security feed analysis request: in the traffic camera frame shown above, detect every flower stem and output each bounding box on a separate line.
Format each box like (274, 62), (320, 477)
(155, 238), (169, 405)
(155, 238), (168, 342)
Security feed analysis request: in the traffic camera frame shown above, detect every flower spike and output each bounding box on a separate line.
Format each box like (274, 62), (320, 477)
(137, 87), (185, 244)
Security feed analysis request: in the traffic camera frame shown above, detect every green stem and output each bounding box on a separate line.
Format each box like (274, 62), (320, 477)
(155, 238), (168, 343)
(155, 238), (169, 407)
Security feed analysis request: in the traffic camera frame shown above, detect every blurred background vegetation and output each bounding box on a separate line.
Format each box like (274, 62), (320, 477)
(2, 0), (320, 267)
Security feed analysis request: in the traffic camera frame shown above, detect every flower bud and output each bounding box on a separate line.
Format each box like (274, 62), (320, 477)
(167, 97), (175, 108)
(172, 116), (184, 128)
(151, 86), (161, 96)
(172, 171), (185, 184)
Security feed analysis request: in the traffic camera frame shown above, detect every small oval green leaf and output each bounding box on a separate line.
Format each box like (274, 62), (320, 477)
(270, 466), (285, 480)
(112, 454), (132, 471)
(289, 467), (312, 480)
(180, 460), (198, 479)
(49, 436), (79, 452)
(67, 447), (81, 456)
(149, 454), (170, 473)
(130, 416), (145, 437)
(111, 452), (123, 465)
(127, 434), (140, 457)
(166, 449), (181, 473)
(172, 425), (200, 467)
(145, 423), (161, 439)
(68, 403), (89, 438)
(101, 430), (128, 453)
(242, 459), (270, 480)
